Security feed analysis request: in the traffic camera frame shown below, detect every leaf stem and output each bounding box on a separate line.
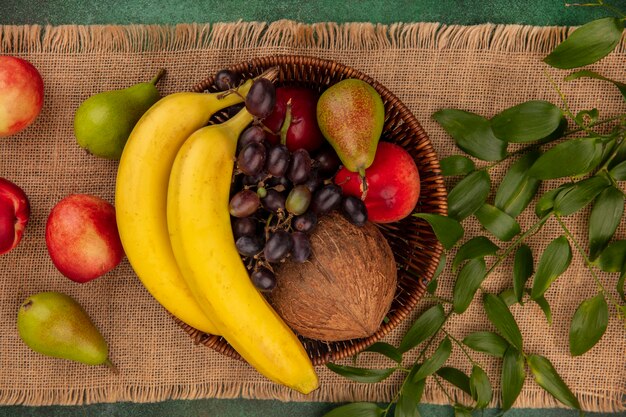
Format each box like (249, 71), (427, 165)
(555, 215), (621, 308)
(443, 329), (478, 366)
(562, 114), (626, 137)
(433, 374), (457, 404)
(544, 70), (590, 133)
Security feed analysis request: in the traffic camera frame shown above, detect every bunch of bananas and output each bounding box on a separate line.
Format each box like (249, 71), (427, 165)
(115, 67), (319, 394)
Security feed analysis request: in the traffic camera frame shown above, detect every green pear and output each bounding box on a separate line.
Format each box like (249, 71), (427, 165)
(316, 78), (385, 178)
(74, 69), (165, 159)
(17, 291), (113, 368)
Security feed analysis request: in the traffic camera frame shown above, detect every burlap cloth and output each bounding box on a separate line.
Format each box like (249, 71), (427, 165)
(0, 21), (624, 411)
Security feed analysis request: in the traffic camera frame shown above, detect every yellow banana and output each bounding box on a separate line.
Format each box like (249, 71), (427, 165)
(116, 80), (254, 335)
(166, 108), (319, 394)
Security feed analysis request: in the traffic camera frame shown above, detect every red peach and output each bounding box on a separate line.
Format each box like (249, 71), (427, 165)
(46, 194), (124, 283)
(0, 178), (30, 255)
(335, 142), (420, 223)
(0, 56), (44, 137)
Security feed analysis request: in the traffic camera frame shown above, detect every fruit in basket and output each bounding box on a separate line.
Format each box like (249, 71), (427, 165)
(264, 87), (325, 152)
(17, 292), (112, 367)
(46, 194), (124, 282)
(167, 103), (318, 394)
(0, 56), (44, 137)
(74, 69), (165, 159)
(0, 178), (30, 255)
(317, 78), (385, 192)
(270, 213), (397, 341)
(336, 142), (420, 223)
(115, 72), (273, 336)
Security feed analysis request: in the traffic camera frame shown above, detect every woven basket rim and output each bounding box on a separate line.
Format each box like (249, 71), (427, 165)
(175, 54), (447, 366)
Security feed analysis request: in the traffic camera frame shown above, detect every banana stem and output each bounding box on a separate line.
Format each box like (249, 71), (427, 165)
(150, 68), (166, 85)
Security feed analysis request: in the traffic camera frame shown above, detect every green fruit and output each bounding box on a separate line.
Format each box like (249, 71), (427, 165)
(316, 78), (384, 177)
(17, 291), (111, 367)
(74, 69), (164, 159)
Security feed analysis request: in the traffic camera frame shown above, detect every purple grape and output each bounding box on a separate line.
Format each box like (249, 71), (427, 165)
(292, 211), (317, 233)
(266, 144), (291, 177)
(311, 184), (342, 214)
(315, 146), (341, 176)
(232, 217), (257, 239)
(264, 230), (293, 263)
(342, 195), (367, 226)
(251, 268), (276, 292)
(237, 143), (266, 176)
(245, 78), (276, 119)
(287, 149), (312, 185)
(229, 189), (260, 218)
(291, 232), (311, 263)
(215, 69), (239, 91)
(262, 189), (286, 213)
(236, 235), (263, 257)
(303, 168), (322, 193)
(238, 125), (267, 153)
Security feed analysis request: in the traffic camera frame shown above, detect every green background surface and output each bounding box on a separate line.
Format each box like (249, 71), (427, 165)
(1, 1), (623, 416)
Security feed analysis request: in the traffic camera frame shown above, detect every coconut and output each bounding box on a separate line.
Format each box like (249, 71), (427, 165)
(269, 212), (397, 341)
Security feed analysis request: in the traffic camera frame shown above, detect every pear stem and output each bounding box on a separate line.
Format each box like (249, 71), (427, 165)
(104, 358), (119, 375)
(150, 68), (166, 85)
(358, 167), (368, 200)
(280, 99), (293, 146)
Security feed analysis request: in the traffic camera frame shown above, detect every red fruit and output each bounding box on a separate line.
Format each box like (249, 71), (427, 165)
(0, 56), (44, 137)
(0, 178), (30, 255)
(335, 142), (420, 223)
(263, 87), (325, 152)
(46, 194), (124, 283)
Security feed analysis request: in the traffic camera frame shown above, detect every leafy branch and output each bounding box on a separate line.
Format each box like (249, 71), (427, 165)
(324, 6), (626, 417)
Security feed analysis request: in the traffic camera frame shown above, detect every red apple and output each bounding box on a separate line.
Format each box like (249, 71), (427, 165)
(0, 178), (30, 255)
(263, 87), (325, 152)
(46, 194), (124, 283)
(335, 142), (420, 223)
(0, 56), (44, 137)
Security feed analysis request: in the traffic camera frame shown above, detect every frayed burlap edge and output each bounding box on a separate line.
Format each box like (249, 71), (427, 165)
(1, 21), (625, 412)
(3, 20), (626, 55)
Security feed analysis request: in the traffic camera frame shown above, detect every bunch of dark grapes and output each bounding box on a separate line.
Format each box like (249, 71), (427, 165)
(216, 70), (368, 292)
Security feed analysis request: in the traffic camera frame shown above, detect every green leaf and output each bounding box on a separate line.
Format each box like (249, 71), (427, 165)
(413, 337), (452, 381)
(326, 363), (396, 383)
(440, 155), (476, 177)
(589, 186), (625, 260)
(395, 368), (425, 417)
(413, 213), (464, 250)
(448, 170), (491, 221)
(537, 116), (569, 145)
(399, 304), (446, 353)
(531, 236), (572, 299)
(569, 293), (609, 356)
(527, 354), (581, 410)
(436, 367), (472, 395)
(565, 69), (626, 102)
(597, 240), (626, 272)
(544, 17), (624, 69)
(364, 342), (403, 364)
(513, 244), (534, 303)
(453, 258), (487, 314)
(483, 293), (523, 351)
(474, 204), (521, 242)
(470, 365), (493, 408)
(491, 101), (563, 143)
(535, 185), (572, 218)
(529, 137), (603, 179)
(501, 347), (526, 411)
(452, 236), (499, 272)
(462, 331), (509, 358)
(533, 295), (553, 325)
(618, 270), (626, 303)
(609, 160), (626, 180)
(499, 288), (518, 307)
(323, 402), (384, 417)
(432, 109), (508, 161)
(494, 150), (542, 217)
(553, 175), (611, 216)
(427, 253), (447, 294)
(574, 108), (599, 127)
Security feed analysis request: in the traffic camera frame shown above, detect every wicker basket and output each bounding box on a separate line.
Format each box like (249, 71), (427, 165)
(174, 55), (447, 366)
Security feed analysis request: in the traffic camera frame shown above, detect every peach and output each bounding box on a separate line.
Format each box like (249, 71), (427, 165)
(46, 194), (124, 283)
(0, 178), (30, 255)
(0, 56), (44, 137)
